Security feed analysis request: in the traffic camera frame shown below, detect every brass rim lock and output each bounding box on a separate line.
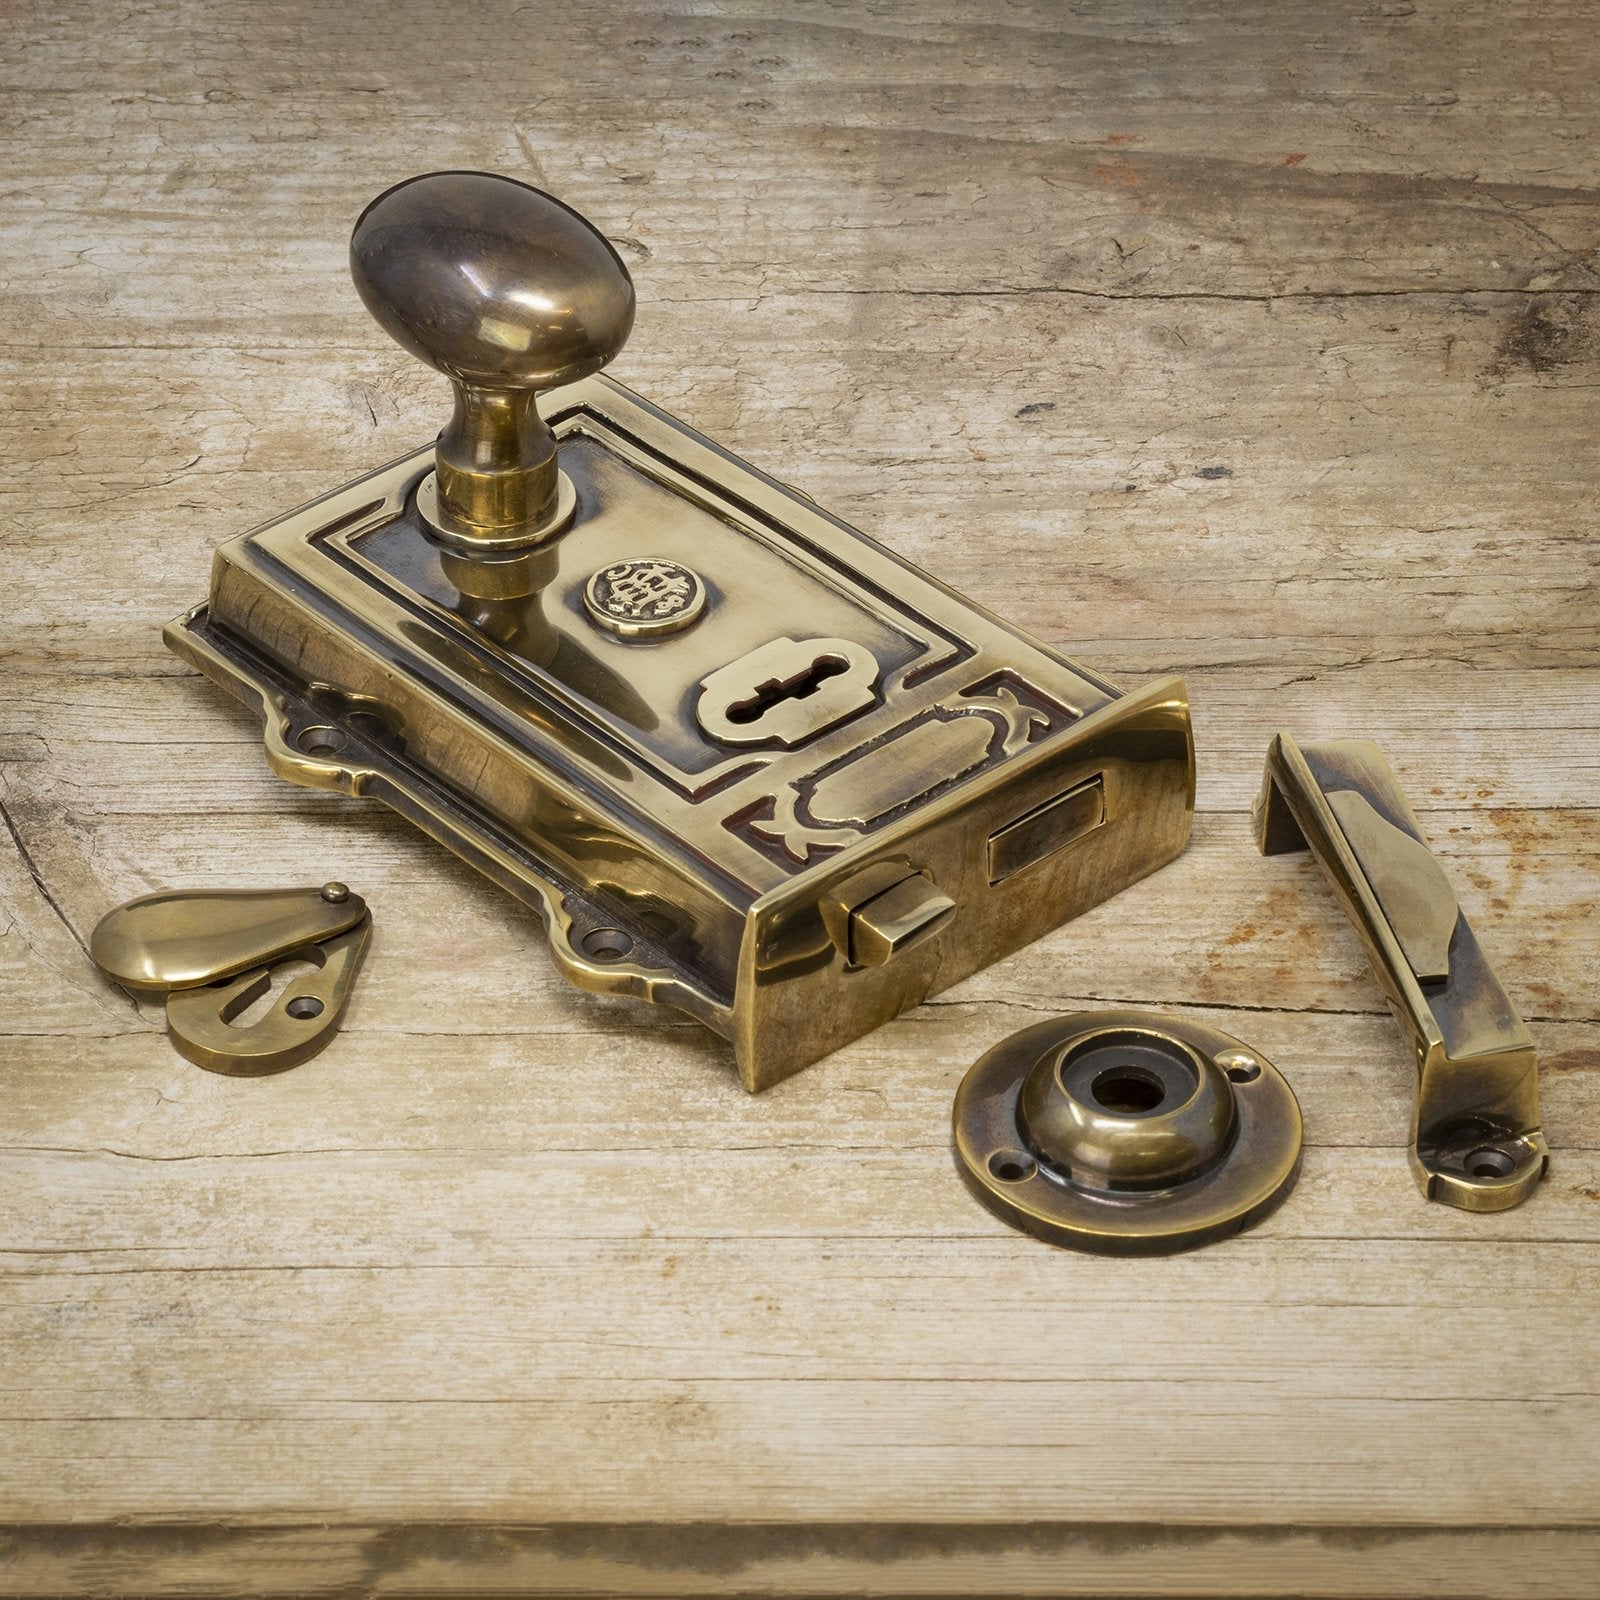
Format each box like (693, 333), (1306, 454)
(166, 170), (1198, 1090)
(953, 1010), (1302, 1254)
(90, 884), (372, 1076)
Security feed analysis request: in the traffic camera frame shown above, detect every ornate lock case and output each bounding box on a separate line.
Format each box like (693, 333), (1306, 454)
(167, 177), (1194, 1090)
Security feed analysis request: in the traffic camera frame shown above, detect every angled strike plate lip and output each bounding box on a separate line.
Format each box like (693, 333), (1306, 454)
(1255, 737), (1447, 1058)
(1255, 732), (1546, 1212)
(1323, 788), (1457, 983)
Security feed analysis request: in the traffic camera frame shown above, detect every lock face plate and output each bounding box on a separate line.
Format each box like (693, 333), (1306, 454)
(168, 374), (1194, 1089)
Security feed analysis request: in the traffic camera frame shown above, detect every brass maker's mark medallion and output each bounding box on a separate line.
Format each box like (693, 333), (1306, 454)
(584, 557), (706, 638)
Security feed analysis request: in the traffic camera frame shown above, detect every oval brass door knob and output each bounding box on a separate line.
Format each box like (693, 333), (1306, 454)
(350, 170), (636, 549)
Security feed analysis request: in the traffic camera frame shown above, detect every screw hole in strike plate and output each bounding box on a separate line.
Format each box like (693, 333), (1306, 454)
(285, 996), (325, 1021)
(1467, 1146), (1516, 1180)
(1090, 1066), (1167, 1114)
(988, 1150), (1037, 1183)
(1226, 1060), (1262, 1083)
(296, 724), (348, 758)
(579, 926), (634, 963)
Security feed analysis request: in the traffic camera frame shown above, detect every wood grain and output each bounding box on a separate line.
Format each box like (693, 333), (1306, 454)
(2, 1), (1597, 1594)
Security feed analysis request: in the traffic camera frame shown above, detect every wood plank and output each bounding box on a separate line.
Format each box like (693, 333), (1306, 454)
(3, 1522), (1598, 1600)
(8, 290), (1600, 680)
(2, 0), (1597, 1593)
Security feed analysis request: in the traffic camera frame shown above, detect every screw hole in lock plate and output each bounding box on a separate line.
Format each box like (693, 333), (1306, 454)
(580, 926), (635, 963)
(296, 724), (348, 757)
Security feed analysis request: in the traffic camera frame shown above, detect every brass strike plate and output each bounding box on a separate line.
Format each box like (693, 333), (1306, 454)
(166, 173), (1195, 1090)
(1256, 734), (1548, 1209)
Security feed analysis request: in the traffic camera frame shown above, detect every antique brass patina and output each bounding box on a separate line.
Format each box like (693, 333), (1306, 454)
(1256, 734), (1548, 1210)
(953, 1010), (1303, 1254)
(165, 172), (1195, 1090)
(91, 884), (372, 1075)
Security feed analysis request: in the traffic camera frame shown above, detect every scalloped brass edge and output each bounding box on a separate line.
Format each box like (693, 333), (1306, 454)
(163, 603), (736, 1042)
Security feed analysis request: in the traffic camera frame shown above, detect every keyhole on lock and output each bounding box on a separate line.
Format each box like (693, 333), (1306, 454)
(696, 635), (880, 749)
(724, 654), (850, 725)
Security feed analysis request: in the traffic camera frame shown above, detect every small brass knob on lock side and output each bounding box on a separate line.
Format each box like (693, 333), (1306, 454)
(350, 170), (636, 551)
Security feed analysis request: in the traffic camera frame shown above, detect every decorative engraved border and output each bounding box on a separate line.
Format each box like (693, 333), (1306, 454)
(724, 673), (1077, 866)
(314, 415), (970, 804)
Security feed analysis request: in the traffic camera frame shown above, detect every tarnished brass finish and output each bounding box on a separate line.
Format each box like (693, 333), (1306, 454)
(953, 1010), (1302, 1254)
(90, 883), (366, 991)
(167, 174), (1196, 1090)
(351, 172), (634, 546)
(90, 884), (372, 1076)
(1255, 734), (1548, 1210)
(844, 871), (955, 967)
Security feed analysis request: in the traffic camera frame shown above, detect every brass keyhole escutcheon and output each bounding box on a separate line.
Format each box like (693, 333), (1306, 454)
(724, 654), (851, 725)
(90, 883), (372, 1077)
(696, 636), (879, 748)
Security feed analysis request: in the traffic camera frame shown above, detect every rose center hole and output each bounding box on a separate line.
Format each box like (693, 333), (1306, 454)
(1090, 1066), (1167, 1115)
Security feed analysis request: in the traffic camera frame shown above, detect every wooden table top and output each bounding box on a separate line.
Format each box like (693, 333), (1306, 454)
(3, 2), (1596, 1594)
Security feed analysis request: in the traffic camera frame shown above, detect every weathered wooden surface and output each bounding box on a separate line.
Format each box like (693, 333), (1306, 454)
(2, 1), (1598, 1594)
